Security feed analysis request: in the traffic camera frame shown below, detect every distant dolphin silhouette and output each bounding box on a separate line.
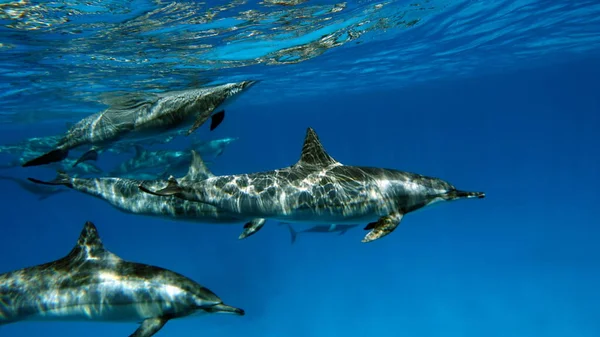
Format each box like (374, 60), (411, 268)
(283, 223), (359, 244)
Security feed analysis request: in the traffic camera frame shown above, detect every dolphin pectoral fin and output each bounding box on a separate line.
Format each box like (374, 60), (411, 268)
(129, 317), (169, 337)
(209, 109), (225, 131)
(22, 149), (69, 167)
(286, 224), (298, 245)
(186, 109), (225, 136)
(139, 176), (181, 197)
(73, 149), (98, 167)
(239, 218), (267, 239)
(362, 212), (404, 243)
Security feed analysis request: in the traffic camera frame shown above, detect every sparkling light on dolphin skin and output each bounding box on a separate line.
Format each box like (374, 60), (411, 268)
(0, 221), (245, 337)
(27, 151), (267, 233)
(21, 81), (257, 168)
(140, 127), (485, 243)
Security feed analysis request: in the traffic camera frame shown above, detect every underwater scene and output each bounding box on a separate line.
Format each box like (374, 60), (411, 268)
(1, 0), (599, 336)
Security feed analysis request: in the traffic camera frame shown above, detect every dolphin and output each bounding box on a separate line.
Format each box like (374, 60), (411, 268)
(0, 175), (69, 200)
(0, 221), (244, 336)
(109, 138), (233, 177)
(27, 151), (266, 233)
(140, 127), (485, 243)
(22, 81), (257, 168)
(191, 137), (239, 158)
(283, 223), (359, 244)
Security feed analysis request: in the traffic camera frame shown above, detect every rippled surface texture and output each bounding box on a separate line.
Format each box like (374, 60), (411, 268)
(1, 0), (599, 124)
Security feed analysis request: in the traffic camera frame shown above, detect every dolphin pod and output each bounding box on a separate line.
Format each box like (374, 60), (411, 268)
(10, 80), (486, 336)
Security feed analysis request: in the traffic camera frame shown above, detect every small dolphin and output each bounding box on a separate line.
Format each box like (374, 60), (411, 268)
(0, 175), (69, 200)
(0, 221), (244, 336)
(109, 138), (232, 177)
(191, 137), (239, 158)
(27, 151), (266, 232)
(140, 127), (485, 243)
(283, 223), (359, 244)
(22, 81), (257, 167)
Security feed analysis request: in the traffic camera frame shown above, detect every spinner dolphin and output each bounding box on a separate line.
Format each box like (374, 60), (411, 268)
(140, 127), (485, 243)
(0, 221), (244, 336)
(22, 81), (256, 167)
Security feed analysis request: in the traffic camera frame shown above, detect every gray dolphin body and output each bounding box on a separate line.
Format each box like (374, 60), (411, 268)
(22, 81), (256, 167)
(140, 128), (485, 243)
(0, 221), (244, 336)
(27, 152), (266, 234)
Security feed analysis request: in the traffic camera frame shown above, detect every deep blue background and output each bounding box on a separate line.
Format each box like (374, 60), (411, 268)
(0, 55), (598, 336)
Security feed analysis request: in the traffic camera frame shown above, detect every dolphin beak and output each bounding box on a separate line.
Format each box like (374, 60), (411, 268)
(448, 190), (485, 200)
(206, 303), (245, 316)
(242, 80), (259, 90)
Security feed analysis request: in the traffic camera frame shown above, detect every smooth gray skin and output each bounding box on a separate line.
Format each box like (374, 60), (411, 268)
(22, 81), (256, 167)
(141, 128), (485, 243)
(0, 221), (245, 337)
(0, 175), (69, 200)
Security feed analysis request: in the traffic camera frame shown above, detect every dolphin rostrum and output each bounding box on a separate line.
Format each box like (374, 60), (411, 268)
(140, 127), (485, 243)
(22, 81), (257, 168)
(27, 151), (267, 234)
(0, 221), (244, 336)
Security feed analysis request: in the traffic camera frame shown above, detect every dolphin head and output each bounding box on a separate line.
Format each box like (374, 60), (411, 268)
(218, 80), (259, 103)
(188, 285), (245, 316)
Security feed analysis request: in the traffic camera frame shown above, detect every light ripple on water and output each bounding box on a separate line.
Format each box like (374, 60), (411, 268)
(0, 0), (599, 124)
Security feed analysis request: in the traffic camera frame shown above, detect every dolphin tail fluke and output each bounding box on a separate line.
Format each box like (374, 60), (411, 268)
(73, 149), (98, 168)
(130, 317), (169, 337)
(139, 176), (181, 197)
(27, 171), (73, 188)
(286, 223), (298, 245)
(206, 303), (245, 316)
(445, 189), (486, 200)
(22, 148), (69, 167)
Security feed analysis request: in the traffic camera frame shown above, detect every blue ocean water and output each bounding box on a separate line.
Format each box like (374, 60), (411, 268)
(1, 0), (599, 336)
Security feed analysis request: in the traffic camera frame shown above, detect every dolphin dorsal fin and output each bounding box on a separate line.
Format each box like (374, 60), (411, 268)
(296, 127), (339, 167)
(133, 145), (145, 158)
(66, 221), (112, 262)
(182, 150), (214, 182)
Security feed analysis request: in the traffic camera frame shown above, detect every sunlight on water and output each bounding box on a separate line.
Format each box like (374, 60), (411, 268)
(0, 0), (599, 124)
